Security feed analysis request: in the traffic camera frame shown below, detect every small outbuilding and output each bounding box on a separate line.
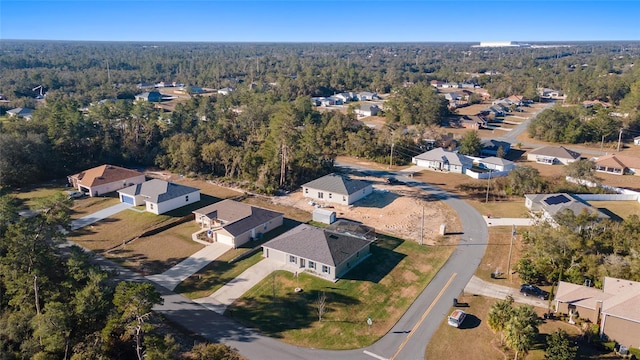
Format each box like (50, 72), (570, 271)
(312, 208), (336, 224)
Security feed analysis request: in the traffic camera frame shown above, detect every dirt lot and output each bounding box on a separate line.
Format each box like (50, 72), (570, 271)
(271, 177), (461, 245)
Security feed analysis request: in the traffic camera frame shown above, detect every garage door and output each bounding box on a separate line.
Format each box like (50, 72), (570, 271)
(216, 233), (234, 247)
(121, 195), (135, 205)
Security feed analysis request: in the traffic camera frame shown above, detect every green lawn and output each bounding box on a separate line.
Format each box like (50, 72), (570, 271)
(227, 235), (454, 349)
(11, 184), (68, 208)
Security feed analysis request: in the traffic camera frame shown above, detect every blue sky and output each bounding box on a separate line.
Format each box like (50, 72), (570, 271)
(1, 1), (639, 42)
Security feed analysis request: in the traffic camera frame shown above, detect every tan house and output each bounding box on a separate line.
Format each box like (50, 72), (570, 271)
(192, 200), (283, 248)
(555, 277), (640, 348)
(594, 154), (640, 176)
(68, 164), (146, 197)
(527, 146), (582, 165)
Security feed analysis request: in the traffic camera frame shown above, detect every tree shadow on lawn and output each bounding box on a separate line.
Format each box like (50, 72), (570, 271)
(230, 289), (360, 337)
(340, 238), (406, 283)
(106, 248), (190, 275)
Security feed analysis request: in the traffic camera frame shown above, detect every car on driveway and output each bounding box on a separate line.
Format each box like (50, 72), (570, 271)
(447, 309), (466, 328)
(66, 190), (84, 199)
(520, 284), (549, 300)
(386, 176), (404, 185)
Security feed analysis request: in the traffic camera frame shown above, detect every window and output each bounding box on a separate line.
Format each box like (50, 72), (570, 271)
(356, 251), (360, 258)
(342, 196), (346, 201)
(289, 255), (297, 264)
(322, 265), (330, 274)
(149, 203), (154, 210)
(318, 192), (323, 199)
(305, 188), (308, 194)
(185, 195), (189, 202)
(329, 193), (332, 199)
(263, 223), (267, 230)
(308, 261), (315, 269)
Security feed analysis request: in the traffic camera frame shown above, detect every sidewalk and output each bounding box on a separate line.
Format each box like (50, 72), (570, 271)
(71, 202), (133, 230)
(194, 257), (285, 314)
(483, 216), (534, 227)
(464, 275), (549, 308)
(146, 242), (230, 291)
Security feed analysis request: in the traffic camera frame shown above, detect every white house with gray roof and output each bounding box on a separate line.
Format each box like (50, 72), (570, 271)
(262, 224), (372, 281)
(192, 199), (283, 248)
(302, 173), (373, 206)
(527, 146), (582, 165)
(118, 179), (200, 215)
(475, 156), (516, 172)
(525, 193), (608, 227)
(412, 147), (473, 174)
(7, 107), (34, 120)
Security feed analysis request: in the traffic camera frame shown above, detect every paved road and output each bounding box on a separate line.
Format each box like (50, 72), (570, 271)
(498, 102), (556, 143)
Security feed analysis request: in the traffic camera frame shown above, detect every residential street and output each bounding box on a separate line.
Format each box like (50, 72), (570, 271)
(69, 162), (490, 360)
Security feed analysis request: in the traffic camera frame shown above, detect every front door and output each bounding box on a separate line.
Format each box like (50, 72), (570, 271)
(300, 259), (305, 268)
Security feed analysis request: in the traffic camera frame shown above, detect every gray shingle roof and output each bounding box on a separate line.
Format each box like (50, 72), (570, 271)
(193, 199), (283, 236)
(263, 224), (372, 266)
(529, 146), (581, 160)
(480, 156), (514, 167)
(119, 179), (199, 203)
(302, 173), (371, 196)
(526, 193), (608, 219)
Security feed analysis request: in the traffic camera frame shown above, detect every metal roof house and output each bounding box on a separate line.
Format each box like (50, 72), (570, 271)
(302, 173), (373, 206)
(68, 164), (146, 197)
(192, 200), (284, 248)
(6, 107), (35, 120)
(262, 224), (373, 281)
(134, 91), (163, 102)
(118, 179), (200, 215)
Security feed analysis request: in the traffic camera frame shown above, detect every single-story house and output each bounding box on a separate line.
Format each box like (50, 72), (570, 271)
(634, 136), (640, 146)
(262, 224), (373, 281)
(357, 91), (379, 101)
(6, 107), (34, 120)
(354, 104), (380, 117)
(555, 277), (640, 349)
(507, 95), (524, 106)
(527, 146), (582, 165)
(333, 92), (356, 103)
(137, 82), (155, 89)
(459, 115), (487, 130)
(594, 154), (640, 176)
(444, 92), (463, 102)
(135, 91), (163, 102)
(412, 147), (473, 174)
(430, 80), (445, 88)
(476, 157), (516, 172)
(524, 193), (609, 227)
(480, 139), (511, 157)
(68, 164), (146, 197)
(118, 179), (200, 215)
(328, 96), (344, 105)
(302, 173), (373, 206)
(192, 200), (283, 248)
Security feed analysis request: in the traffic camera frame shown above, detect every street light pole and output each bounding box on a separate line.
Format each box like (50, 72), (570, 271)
(507, 225), (515, 282)
(485, 170), (491, 203)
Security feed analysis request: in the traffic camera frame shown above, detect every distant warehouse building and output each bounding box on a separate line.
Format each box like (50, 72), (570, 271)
(473, 41), (530, 48)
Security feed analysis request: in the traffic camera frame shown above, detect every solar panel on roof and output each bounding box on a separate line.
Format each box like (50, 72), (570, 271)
(544, 194), (571, 205)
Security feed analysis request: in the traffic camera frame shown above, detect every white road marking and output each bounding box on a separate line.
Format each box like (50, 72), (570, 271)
(363, 350), (388, 360)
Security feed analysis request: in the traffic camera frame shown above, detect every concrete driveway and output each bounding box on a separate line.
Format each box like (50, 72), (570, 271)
(147, 242), (230, 291)
(464, 275), (550, 308)
(194, 257), (285, 314)
(70, 202), (133, 230)
(484, 216), (534, 227)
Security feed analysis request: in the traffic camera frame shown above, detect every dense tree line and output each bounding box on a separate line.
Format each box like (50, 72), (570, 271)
(0, 193), (243, 359)
(516, 213), (640, 287)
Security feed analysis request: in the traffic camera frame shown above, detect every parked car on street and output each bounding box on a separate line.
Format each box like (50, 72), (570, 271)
(520, 284), (549, 300)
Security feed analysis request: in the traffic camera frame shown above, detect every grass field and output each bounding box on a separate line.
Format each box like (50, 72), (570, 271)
(70, 195), (120, 219)
(228, 234), (454, 349)
(588, 200), (640, 220)
(109, 221), (205, 275)
(476, 226), (526, 286)
(70, 210), (174, 252)
(11, 184), (68, 207)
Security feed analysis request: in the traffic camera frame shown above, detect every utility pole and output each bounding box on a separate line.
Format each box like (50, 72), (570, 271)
(617, 128), (624, 152)
(485, 170), (491, 203)
(507, 225), (515, 282)
(420, 206), (424, 245)
(601, 135), (605, 152)
(389, 142), (394, 169)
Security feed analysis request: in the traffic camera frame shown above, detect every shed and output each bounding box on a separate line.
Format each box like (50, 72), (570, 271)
(313, 208), (336, 224)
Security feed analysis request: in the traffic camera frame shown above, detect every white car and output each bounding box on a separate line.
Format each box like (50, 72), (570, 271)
(447, 309), (466, 328)
(66, 191), (84, 199)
